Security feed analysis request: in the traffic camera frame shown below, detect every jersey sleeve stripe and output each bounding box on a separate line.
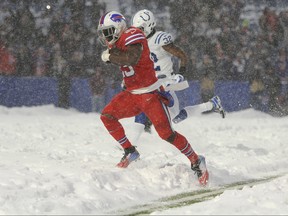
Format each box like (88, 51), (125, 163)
(125, 36), (146, 46)
(155, 32), (165, 44)
(157, 33), (167, 44)
(125, 33), (144, 41)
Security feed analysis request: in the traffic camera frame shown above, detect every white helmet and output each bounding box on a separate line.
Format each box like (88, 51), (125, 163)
(132, 9), (156, 37)
(97, 11), (127, 47)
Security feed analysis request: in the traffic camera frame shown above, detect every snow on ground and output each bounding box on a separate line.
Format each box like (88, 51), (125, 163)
(0, 105), (287, 215)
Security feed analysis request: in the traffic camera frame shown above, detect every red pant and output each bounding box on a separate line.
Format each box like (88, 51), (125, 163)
(100, 90), (198, 163)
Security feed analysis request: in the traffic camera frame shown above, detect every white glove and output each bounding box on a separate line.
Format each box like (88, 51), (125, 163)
(171, 74), (185, 84)
(101, 49), (110, 62)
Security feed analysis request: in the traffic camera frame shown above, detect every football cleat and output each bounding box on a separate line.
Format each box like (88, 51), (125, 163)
(117, 146), (140, 168)
(191, 155), (209, 186)
(172, 109), (188, 124)
(210, 96), (226, 118)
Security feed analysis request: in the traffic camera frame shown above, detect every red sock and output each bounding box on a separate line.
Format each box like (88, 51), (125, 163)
(172, 132), (199, 164)
(101, 115), (132, 149)
(116, 135), (133, 149)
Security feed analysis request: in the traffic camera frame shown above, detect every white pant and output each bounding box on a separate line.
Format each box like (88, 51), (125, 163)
(168, 90), (180, 119)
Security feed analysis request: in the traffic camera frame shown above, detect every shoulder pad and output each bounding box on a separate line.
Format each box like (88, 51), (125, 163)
(123, 27), (146, 46)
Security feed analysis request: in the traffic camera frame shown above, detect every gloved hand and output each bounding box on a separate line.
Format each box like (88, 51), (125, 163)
(101, 49), (110, 63)
(172, 74), (185, 84)
(178, 66), (186, 76)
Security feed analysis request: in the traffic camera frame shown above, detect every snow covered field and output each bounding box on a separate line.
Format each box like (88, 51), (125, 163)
(0, 105), (287, 215)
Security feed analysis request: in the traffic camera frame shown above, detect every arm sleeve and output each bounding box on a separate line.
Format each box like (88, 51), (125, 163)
(154, 31), (174, 46)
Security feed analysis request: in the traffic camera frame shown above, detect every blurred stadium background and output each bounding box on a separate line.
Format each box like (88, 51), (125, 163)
(0, 0), (288, 116)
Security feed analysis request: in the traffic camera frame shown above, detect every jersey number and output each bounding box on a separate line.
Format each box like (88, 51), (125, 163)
(151, 52), (161, 71)
(121, 65), (135, 77)
(163, 35), (172, 44)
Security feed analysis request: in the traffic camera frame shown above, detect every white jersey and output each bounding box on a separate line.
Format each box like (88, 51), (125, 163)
(147, 30), (189, 119)
(148, 31), (174, 79)
(148, 31), (188, 90)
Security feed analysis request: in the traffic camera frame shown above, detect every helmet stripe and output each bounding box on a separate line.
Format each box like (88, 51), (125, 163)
(100, 12), (109, 25)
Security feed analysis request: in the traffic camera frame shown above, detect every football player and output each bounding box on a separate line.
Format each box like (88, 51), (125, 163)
(131, 9), (225, 136)
(98, 11), (209, 185)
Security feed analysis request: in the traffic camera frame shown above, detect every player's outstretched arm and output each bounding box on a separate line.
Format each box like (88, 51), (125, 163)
(162, 43), (188, 75)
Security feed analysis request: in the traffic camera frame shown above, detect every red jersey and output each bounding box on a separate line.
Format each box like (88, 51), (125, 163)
(114, 27), (158, 91)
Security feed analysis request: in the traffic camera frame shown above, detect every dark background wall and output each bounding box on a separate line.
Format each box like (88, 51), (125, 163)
(0, 76), (251, 113)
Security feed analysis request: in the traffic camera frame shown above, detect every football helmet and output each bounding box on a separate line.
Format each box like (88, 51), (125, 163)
(98, 11), (127, 47)
(131, 9), (156, 37)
